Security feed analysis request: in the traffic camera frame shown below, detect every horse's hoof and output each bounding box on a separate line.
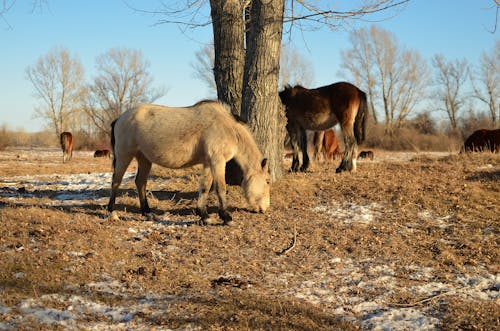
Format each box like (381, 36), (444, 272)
(144, 213), (155, 221)
(199, 216), (219, 226)
(218, 210), (233, 223)
(109, 211), (120, 221)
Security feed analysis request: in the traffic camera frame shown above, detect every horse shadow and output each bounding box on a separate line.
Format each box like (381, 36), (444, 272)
(465, 170), (500, 182)
(0, 185), (239, 226)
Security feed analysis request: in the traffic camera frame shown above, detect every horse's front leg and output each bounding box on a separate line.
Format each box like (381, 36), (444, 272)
(196, 165), (213, 225)
(135, 154), (152, 217)
(299, 128), (310, 172)
(287, 123), (301, 172)
(212, 161), (233, 225)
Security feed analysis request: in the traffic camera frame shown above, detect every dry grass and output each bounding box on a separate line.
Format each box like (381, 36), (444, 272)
(0, 148), (499, 330)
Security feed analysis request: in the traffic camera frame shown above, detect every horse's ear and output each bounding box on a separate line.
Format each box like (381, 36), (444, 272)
(261, 158), (269, 172)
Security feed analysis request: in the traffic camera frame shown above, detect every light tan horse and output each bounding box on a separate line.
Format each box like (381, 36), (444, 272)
(60, 131), (73, 163)
(107, 100), (270, 225)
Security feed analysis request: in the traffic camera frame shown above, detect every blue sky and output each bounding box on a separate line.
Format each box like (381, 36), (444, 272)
(0, 0), (498, 132)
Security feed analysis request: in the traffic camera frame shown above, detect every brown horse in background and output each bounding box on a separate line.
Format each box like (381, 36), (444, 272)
(463, 129), (500, 153)
(94, 149), (111, 158)
(313, 129), (342, 162)
(279, 82), (367, 173)
(60, 132), (73, 163)
(358, 150), (374, 160)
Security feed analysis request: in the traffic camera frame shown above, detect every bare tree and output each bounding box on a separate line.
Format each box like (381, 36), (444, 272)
(191, 42), (314, 95)
(241, 0), (287, 182)
(432, 54), (470, 130)
(83, 47), (167, 137)
(340, 28), (378, 123)
(471, 40), (499, 126)
(279, 45), (314, 87)
(26, 46), (85, 138)
(191, 43), (217, 93)
(340, 26), (429, 134)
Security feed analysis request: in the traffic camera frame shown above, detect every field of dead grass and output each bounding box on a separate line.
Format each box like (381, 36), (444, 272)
(0, 148), (498, 330)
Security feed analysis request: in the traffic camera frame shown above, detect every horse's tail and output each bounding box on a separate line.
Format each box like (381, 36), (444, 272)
(354, 89), (367, 145)
(110, 119), (117, 170)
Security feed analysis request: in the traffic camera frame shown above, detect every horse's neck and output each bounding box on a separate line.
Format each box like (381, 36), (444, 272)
(233, 129), (262, 176)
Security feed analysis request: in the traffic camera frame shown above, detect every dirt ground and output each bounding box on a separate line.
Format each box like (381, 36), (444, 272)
(0, 148), (498, 330)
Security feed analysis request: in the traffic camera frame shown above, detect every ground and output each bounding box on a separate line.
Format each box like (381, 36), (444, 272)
(0, 148), (498, 330)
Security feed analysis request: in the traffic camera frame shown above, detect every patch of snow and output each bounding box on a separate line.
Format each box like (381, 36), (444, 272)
(269, 255), (498, 331)
(312, 201), (384, 225)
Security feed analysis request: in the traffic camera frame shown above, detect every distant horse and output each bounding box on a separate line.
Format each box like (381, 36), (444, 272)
(94, 149), (111, 158)
(313, 129), (342, 162)
(279, 82), (367, 173)
(107, 100), (270, 225)
(358, 150), (374, 160)
(463, 129), (500, 153)
(60, 131), (73, 163)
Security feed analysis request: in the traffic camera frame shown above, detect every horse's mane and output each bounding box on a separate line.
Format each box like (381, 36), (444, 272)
(192, 99), (219, 107)
(283, 83), (305, 90)
(193, 99), (247, 124)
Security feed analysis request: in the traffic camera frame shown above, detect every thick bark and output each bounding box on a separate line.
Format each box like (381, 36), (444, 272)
(209, 0), (245, 115)
(241, 0), (286, 182)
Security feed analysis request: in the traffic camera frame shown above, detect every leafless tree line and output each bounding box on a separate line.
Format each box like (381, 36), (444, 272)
(339, 27), (499, 134)
(26, 47), (167, 141)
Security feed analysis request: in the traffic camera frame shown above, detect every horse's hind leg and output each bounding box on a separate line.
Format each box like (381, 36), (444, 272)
(135, 152), (152, 216)
(337, 126), (357, 173)
(196, 165), (213, 224)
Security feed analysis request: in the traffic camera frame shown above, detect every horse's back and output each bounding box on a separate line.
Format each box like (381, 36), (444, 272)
(113, 102), (239, 168)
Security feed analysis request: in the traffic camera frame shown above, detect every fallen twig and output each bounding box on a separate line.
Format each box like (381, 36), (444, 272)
(276, 226), (297, 255)
(387, 287), (464, 307)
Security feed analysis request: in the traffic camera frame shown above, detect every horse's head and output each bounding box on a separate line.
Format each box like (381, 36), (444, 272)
(243, 158), (270, 213)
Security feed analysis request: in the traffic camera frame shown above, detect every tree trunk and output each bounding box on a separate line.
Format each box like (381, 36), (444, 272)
(241, 0), (286, 182)
(209, 0), (245, 115)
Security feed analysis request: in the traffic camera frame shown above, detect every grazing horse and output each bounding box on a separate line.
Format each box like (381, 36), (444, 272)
(94, 149), (111, 158)
(313, 129), (342, 162)
(463, 129), (500, 153)
(60, 131), (73, 163)
(358, 150), (374, 160)
(279, 82), (367, 173)
(107, 100), (270, 225)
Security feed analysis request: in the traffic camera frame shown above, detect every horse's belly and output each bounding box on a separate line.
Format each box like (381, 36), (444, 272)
(143, 144), (203, 169)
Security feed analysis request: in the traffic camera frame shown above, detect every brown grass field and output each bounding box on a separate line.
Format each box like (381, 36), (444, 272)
(0, 148), (498, 330)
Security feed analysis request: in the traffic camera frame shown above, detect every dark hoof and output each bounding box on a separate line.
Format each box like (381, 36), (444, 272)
(218, 210), (233, 223)
(144, 212), (155, 221)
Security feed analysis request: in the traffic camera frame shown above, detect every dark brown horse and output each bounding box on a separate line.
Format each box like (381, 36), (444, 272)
(358, 150), (374, 160)
(279, 82), (367, 173)
(94, 149), (111, 158)
(60, 132), (73, 163)
(463, 129), (500, 153)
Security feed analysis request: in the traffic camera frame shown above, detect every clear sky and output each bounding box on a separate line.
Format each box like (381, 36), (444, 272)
(0, 0), (498, 132)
